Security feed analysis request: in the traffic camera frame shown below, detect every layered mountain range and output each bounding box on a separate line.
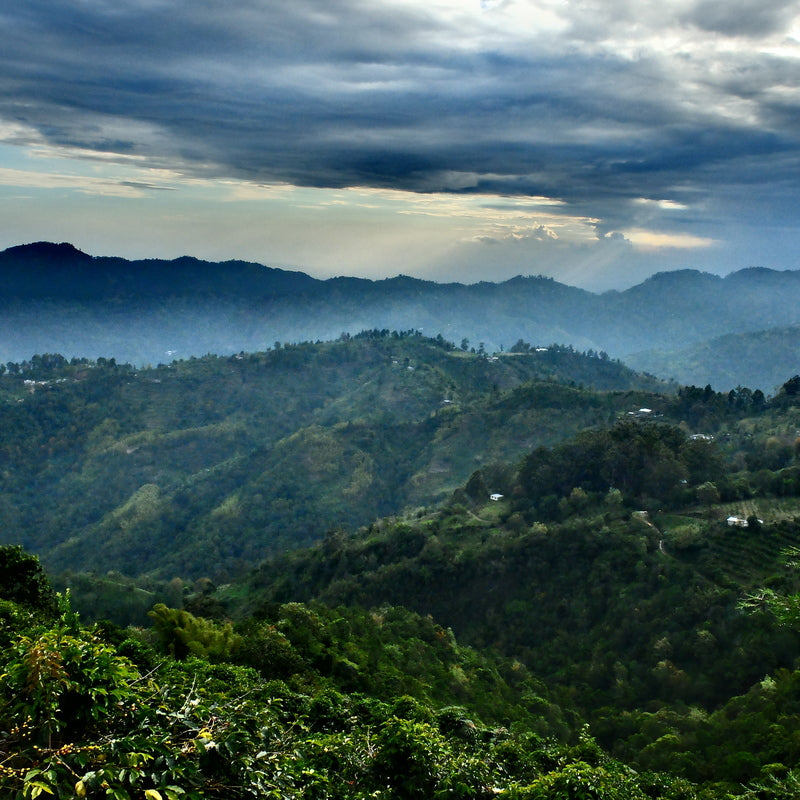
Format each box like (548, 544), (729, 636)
(2, 241), (799, 390)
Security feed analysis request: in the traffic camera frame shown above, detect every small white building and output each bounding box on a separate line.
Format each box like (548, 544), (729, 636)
(489, 493), (504, 502)
(727, 515), (763, 528)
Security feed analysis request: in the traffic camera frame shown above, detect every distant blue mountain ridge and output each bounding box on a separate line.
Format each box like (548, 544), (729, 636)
(1, 241), (799, 390)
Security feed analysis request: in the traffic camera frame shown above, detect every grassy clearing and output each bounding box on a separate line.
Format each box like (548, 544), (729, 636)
(720, 497), (800, 523)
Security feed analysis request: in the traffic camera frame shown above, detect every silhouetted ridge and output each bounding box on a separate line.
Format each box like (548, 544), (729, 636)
(0, 242), (320, 302)
(0, 241), (92, 263)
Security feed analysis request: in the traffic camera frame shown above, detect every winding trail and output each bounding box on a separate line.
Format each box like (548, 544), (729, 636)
(636, 513), (668, 556)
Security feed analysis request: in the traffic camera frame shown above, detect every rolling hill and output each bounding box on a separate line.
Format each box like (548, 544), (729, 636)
(627, 323), (800, 394)
(0, 334), (670, 582)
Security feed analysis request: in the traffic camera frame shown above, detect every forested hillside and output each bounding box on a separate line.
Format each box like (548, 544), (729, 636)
(214, 381), (800, 788)
(5, 377), (800, 796)
(0, 334), (668, 586)
(5, 332), (800, 794)
(627, 323), (800, 394)
(0, 546), (711, 800)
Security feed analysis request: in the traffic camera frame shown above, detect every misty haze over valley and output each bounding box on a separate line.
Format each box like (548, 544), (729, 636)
(2, 241), (800, 393)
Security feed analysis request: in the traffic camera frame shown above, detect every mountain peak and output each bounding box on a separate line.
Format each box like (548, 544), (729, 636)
(642, 268), (719, 284)
(1, 241), (92, 262)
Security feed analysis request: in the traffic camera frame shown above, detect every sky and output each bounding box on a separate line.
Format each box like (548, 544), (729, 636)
(1, 0), (800, 291)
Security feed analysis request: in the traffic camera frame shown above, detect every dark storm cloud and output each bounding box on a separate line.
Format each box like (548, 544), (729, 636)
(2, 0), (800, 235)
(686, 0), (797, 36)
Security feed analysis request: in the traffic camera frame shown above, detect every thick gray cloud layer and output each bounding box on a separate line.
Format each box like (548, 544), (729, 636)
(2, 0), (800, 265)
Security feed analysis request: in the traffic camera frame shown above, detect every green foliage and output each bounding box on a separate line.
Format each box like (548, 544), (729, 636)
(0, 545), (56, 615)
(233, 406), (800, 789)
(740, 547), (800, 627)
(148, 604), (241, 661)
(0, 594), (140, 762)
(231, 618), (306, 679)
(696, 482), (720, 506)
(504, 760), (650, 800)
(11, 345), (800, 795)
(516, 420), (696, 512)
(0, 573), (713, 800)
(228, 601), (572, 734)
(2, 625), (139, 745)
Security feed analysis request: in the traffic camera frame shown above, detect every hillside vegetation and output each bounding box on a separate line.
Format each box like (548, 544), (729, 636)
(6, 335), (800, 794)
(213, 381), (800, 788)
(0, 547), (714, 800)
(627, 324), (800, 394)
(0, 335), (669, 586)
(5, 380), (800, 795)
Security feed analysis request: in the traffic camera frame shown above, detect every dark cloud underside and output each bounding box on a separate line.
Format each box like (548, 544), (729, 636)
(1, 0), (800, 247)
